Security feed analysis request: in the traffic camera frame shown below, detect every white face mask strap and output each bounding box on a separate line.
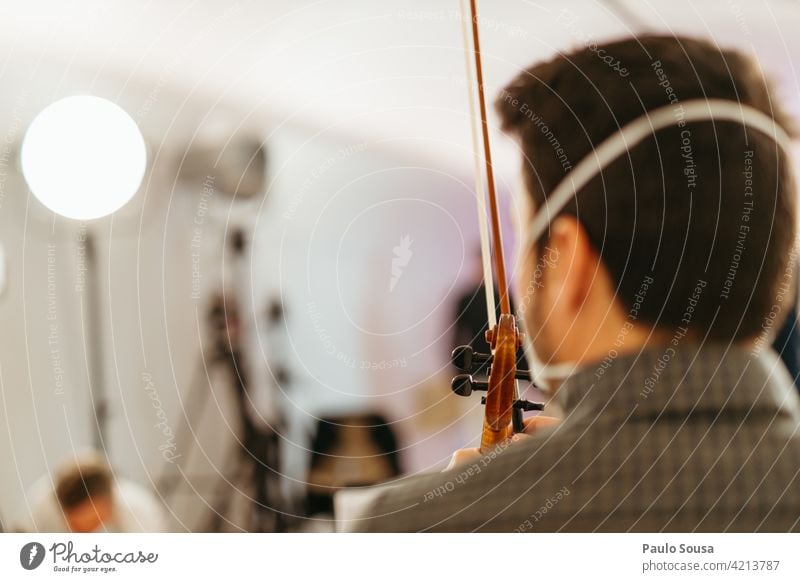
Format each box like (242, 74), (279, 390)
(520, 99), (793, 388)
(525, 98), (794, 249)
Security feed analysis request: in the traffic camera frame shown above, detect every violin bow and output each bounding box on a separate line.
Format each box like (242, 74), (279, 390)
(452, 0), (543, 452)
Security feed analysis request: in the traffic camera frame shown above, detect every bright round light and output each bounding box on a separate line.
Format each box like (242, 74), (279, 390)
(21, 96), (146, 220)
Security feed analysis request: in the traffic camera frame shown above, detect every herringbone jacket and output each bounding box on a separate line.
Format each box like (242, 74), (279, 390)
(347, 343), (800, 532)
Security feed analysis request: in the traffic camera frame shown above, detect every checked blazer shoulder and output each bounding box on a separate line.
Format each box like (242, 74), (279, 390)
(346, 343), (800, 532)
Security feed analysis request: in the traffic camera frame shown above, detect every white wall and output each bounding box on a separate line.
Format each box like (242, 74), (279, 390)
(0, 117), (496, 530)
(249, 126), (494, 500)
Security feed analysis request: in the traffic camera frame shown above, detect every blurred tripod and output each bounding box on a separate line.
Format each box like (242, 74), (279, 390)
(204, 292), (285, 532)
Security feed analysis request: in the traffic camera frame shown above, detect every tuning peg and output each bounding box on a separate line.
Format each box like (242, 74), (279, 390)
(451, 374), (488, 397)
(478, 397), (544, 412)
(451, 345), (492, 372)
(514, 368), (531, 381)
(514, 399), (545, 412)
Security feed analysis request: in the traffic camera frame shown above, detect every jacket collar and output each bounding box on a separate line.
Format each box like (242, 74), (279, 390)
(554, 342), (800, 423)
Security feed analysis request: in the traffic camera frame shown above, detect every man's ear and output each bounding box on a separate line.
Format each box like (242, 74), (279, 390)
(544, 215), (597, 312)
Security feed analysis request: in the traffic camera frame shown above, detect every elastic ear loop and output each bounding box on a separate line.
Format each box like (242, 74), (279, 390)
(520, 98), (794, 388)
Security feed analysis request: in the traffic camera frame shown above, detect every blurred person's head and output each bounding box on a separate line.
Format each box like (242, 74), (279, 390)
(498, 36), (796, 375)
(55, 455), (114, 533)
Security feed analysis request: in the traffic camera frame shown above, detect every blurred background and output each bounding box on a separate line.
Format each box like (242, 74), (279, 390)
(0, 0), (798, 532)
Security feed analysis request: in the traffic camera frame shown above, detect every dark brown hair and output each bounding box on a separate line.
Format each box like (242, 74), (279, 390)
(497, 35), (796, 341)
(55, 457), (113, 509)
